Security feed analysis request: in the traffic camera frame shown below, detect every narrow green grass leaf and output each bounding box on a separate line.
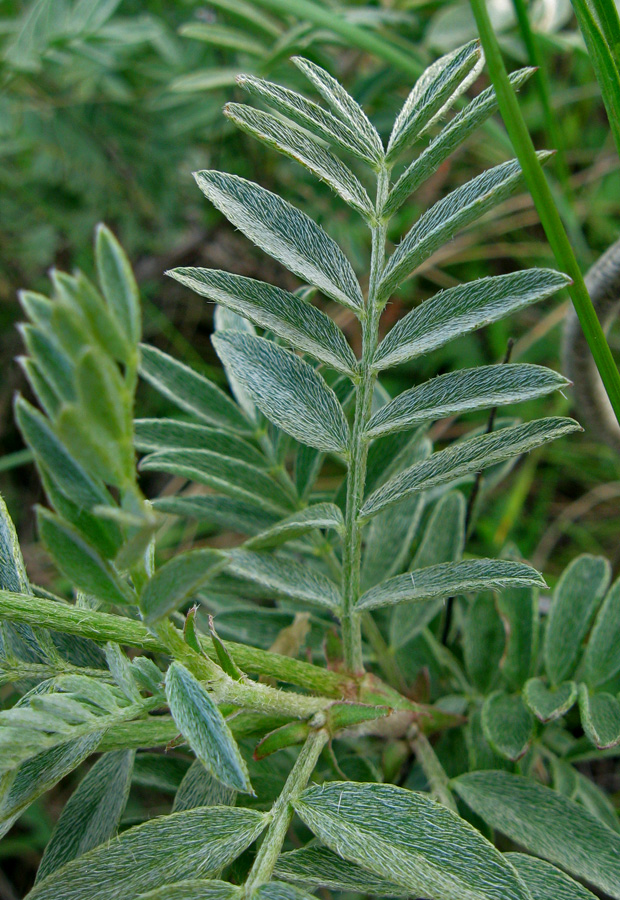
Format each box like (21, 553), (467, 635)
(179, 22), (266, 56)
(507, 854), (598, 900)
(36, 750), (134, 882)
(173, 760), (236, 812)
(583, 576), (620, 687)
(228, 549), (342, 611)
(237, 74), (381, 166)
(360, 418), (580, 519)
(95, 224), (141, 348)
(195, 171), (363, 310)
(292, 56), (383, 160)
(245, 503), (344, 550)
(378, 155), (549, 304)
(523, 678), (577, 723)
(357, 558), (544, 611)
(25, 806), (266, 900)
(166, 662), (253, 793)
(213, 332), (349, 453)
(366, 364), (568, 438)
(139, 344), (251, 435)
(374, 269), (569, 370)
(453, 770), (620, 898)
(224, 105), (374, 218)
(481, 691), (534, 760)
(544, 554), (611, 685)
(274, 846), (406, 896)
(168, 268), (357, 375)
(134, 419), (266, 467)
(37, 508), (133, 607)
(578, 686), (620, 750)
(140, 550), (227, 624)
(386, 41), (482, 162)
(293, 781), (531, 900)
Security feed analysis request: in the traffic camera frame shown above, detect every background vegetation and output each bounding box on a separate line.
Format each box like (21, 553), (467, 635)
(1, 0), (619, 896)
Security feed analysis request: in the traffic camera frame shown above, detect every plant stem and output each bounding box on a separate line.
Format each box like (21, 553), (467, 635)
(469, 0), (620, 427)
(410, 730), (457, 811)
(245, 724), (329, 891)
(341, 167), (389, 673)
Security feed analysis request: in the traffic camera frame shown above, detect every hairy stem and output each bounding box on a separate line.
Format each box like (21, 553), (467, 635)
(341, 167), (389, 674)
(245, 724), (329, 891)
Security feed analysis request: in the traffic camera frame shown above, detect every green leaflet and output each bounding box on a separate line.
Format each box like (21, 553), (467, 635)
(292, 56), (383, 160)
(25, 806), (266, 900)
(377, 155), (551, 305)
(137, 881), (240, 900)
(152, 495), (280, 537)
(383, 69), (533, 217)
(523, 678), (577, 722)
(544, 554), (611, 685)
(453, 770), (620, 899)
(95, 224), (141, 348)
(481, 692), (534, 761)
(37, 508), (133, 607)
(583, 576), (620, 687)
(390, 491), (465, 649)
(165, 663), (252, 793)
(360, 418), (581, 519)
(224, 104), (374, 218)
(252, 884), (316, 900)
(139, 343), (252, 435)
(179, 22), (266, 55)
(134, 419), (267, 467)
(172, 760), (236, 812)
(0, 494), (30, 594)
(139, 549), (227, 624)
(168, 268), (357, 375)
(386, 41), (482, 162)
(0, 732), (103, 840)
(274, 846), (406, 896)
(213, 332), (350, 453)
(244, 503), (344, 551)
(373, 270), (571, 370)
(578, 686), (620, 749)
(36, 750), (134, 882)
(464, 595), (506, 694)
(365, 365), (569, 439)
(195, 171), (363, 311)
(19, 323), (75, 403)
(507, 854), (598, 900)
(496, 576), (538, 690)
(293, 781), (531, 900)
(140, 449), (294, 516)
(237, 74), (380, 166)
(227, 549), (342, 612)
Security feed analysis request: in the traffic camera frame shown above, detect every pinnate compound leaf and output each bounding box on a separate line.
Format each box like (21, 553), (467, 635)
(168, 268), (357, 375)
(544, 554), (611, 685)
(481, 692), (534, 761)
(134, 418), (266, 467)
(292, 56), (383, 160)
(373, 270), (571, 371)
(366, 364), (568, 438)
(36, 750), (134, 882)
(213, 332), (350, 453)
(578, 686), (620, 749)
(224, 105), (374, 218)
(195, 171), (363, 310)
(245, 503), (344, 551)
(37, 508), (133, 606)
(453, 770), (620, 899)
(361, 418), (580, 519)
(274, 846), (406, 896)
(25, 806), (266, 900)
(137, 881), (240, 900)
(583, 576), (620, 687)
(237, 74), (379, 166)
(173, 760), (236, 812)
(140, 550), (227, 624)
(357, 558), (544, 611)
(165, 662), (252, 793)
(378, 156), (550, 304)
(227, 549), (342, 612)
(507, 854), (598, 900)
(523, 678), (577, 722)
(95, 224), (141, 349)
(387, 40), (482, 162)
(293, 781), (531, 900)
(139, 344), (251, 435)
